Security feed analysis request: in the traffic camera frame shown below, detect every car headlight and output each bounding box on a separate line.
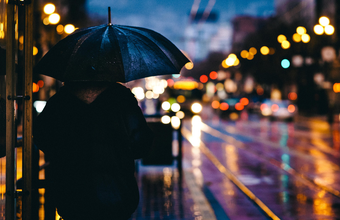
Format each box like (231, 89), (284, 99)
(191, 103), (202, 114)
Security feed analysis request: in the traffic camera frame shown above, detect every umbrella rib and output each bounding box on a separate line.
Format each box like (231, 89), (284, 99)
(116, 26), (181, 72)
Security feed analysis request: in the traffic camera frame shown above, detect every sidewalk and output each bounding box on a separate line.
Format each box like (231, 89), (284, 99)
(130, 162), (199, 220)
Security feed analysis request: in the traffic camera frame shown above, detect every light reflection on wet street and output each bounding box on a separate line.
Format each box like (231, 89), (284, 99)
(180, 111), (340, 219)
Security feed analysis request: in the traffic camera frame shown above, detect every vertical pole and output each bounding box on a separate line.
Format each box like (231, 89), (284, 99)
(177, 121), (183, 179)
(22, 0), (34, 219)
(6, 3), (16, 220)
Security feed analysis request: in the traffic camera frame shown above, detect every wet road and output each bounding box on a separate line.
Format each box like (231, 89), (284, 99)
(180, 111), (340, 220)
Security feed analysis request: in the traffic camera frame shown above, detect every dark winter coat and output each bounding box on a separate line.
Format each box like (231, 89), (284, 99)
(33, 83), (153, 220)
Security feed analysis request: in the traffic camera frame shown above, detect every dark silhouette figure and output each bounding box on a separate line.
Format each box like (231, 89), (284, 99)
(33, 82), (153, 220)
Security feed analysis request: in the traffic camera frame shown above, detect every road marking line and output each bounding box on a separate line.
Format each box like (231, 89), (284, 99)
(182, 127), (281, 220)
(200, 122), (340, 198)
(183, 169), (217, 220)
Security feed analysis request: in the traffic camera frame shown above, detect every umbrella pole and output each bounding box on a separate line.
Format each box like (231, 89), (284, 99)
(6, 3), (17, 220)
(108, 7), (112, 25)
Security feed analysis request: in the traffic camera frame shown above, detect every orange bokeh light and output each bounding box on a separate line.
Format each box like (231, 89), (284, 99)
(235, 103), (244, 111)
(240, 97), (249, 106)
(288, 104), (295, 113)
(257, 87), (264, 95)
(32, 83), (39, 93)
(209, 71), (218, 80)
(200, 75), (208, 83)
(37, 80), (44, 88)
(220, 102), (229, 111)
(271, 104), (279, 112)
(211, 100), (220, 109)
(333, 83), (340, 93)
(288, 92), (297, 100)
(167, 79), (174, 87)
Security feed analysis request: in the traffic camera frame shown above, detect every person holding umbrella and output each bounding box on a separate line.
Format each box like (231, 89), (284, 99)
(33, 8), (189, 220)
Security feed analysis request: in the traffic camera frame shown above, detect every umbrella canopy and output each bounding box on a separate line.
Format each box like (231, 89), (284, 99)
(34, 24), (190, 82)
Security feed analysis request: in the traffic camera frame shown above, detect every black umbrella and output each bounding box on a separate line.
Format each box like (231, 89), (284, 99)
(34, 9), (189, 83)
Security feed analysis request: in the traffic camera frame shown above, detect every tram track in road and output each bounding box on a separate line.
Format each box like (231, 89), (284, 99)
(198, 122), (340, 199)
(181, 127), (281, 220)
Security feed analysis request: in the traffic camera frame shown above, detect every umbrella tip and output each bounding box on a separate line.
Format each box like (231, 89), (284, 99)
(108, 7), (112, 25)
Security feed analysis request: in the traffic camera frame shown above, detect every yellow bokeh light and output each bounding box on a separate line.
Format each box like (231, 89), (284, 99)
(319, 16), (330, 26)
(296, 26), (306, 35)
(281, 40), (290, 49)
(292, 33), (301, 42)
(234, 58), (240, 66)
(56, 24), (64, 33)
(33, 46), (38, 56)
(43, 17), (50, 25)
(43, 3), (55, 15)
(260, 46), (269, 55)
(185, 62), (194, 70)
(301, 34), (310, 43)
(228, 53), (237, 60)
(240, 50), (249, 59)
(221, 60), (229, 68)
(325, 25), (335, 35)
(249, 47), (257, 55)
(225, 57), (236, 66)
(269, 47), (275, 55)
(48, 13), (60, 25)
(64, 24), (75, 34)
(277, 34), (286, 43)
(314, 24), (324, 35)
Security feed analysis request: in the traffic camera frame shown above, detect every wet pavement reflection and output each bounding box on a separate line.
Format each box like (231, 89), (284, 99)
(2, 111), (340, 219)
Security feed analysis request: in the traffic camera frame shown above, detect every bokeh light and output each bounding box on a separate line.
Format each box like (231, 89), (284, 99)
(288, 92), (297, 100)
(277, 34), (286, 43)
(48, 13), (60, 24)
(292, 33), (301, 42)
(185, 62), (194, 70)
(64, 24), (75, 34)
(296, 26), (306, 35)
(56, 24), (64, 34)
(191, 103), (202, 113)
(33, 46), (38, 56)
(161, 115), (171, 124)
(319, 16), (330, 26)
(271, 104), (279, 112)
(162, 101), (171, 111)
(171, 103), (181, 112)
(209, 71), (218, 80)
(177, 95), (186, 103)
(281, 40), (290, 49)
(240, 50), (249, 58)
(200, 75), (208, 83)
(281, 59), (290, 68)
(176, 111), (185, 119)
(43, 3), (55, 15)
(288, 105), (296, 113)
(240, 97), (249, 106)
(211, 100), (220, 109)
(260, 46), (269, 55)
(235, 103), (244, 111)
(325, 25), (335, 35)
(301, 34), (310, 43)
(220, 102), (229, 111)
(314, 24), (324, 35)
(249, 47), (257, 55)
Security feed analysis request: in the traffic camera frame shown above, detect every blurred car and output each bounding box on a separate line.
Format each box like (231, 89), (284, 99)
(259, 99), (297, 121)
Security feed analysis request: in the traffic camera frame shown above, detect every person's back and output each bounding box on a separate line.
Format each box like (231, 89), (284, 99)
(33, 82), (153, 219)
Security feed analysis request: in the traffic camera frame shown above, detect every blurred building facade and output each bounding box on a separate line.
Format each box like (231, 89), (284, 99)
(184, 11), (232, 62)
